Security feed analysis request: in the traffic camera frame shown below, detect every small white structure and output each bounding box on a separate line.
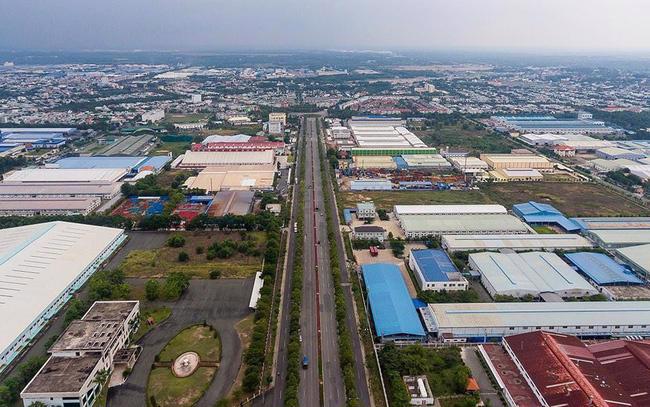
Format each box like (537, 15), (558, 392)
(141, 109), (165, 123)
(356, 201), (376, 219)
(403, 375), (435, 406)
(353, 225), (387, 242)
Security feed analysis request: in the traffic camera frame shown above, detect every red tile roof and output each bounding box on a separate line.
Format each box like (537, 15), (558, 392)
(504, 331), (650, 407)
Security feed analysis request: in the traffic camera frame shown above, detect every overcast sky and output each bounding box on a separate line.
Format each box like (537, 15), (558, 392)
(0, 0), (649, 52)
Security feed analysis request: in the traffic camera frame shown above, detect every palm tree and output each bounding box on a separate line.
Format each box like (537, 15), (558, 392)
(93, 368), (111, 387)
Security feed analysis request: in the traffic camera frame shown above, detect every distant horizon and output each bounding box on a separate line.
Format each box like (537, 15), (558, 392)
(2, 1), (649, 54)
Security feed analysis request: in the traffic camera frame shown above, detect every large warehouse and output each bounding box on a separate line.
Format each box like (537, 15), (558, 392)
(0, 183), (121, 200)
(409, 249), (468, 291)
(479, 154), (554, 171)
(3, 168), (128, 184)
(183, 164), (276, 192)
(512, 201), (580, 232)
(394, 204), (507, 217)
(587, 229), (650, 248)
(427, 301), (650, 342)
(616, 244), (650, 277)
(469, 251), (597, 298)
(0, 222), (126, 372)
(176, 150), (275, 169)
(442, 234), (592, 252)
(564, 252), (643, 285)
(0, 197), (101, 217)
(490, 331), (650, 407)
(398, 214), (528, 238)
(361, 263), (425, 342)
(571, 217), (650, 231)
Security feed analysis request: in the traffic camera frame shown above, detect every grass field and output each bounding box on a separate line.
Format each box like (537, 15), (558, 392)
(164, 113), (211, 124)
(152, 141), (191, 157)
(340, 182), (650, 217)
(415, 122), (514, 154)
(159, 325), (221, 361)
(148, 367), (215, 407)
(120, 231), (266, 279)
(147, 325), (221, 407)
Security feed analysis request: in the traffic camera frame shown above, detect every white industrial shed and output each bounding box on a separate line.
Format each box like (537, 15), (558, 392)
(394, 204), (507, 217)
(616, 243), (650, 277)
(0, 221), (126, 372)
(427, 301), (650, 341)
(469, 251), (598, 299)
(2, 168), (128, 184)
(588, 229), (650, 248)
(442, 234), (593, 252)
(398, 214), (528, 238)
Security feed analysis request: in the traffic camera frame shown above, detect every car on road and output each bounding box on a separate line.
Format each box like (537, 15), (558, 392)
(302, 355), (309, 369)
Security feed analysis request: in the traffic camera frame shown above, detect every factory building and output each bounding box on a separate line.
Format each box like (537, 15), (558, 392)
(0, 222), (126, 372)
(268, 112), (287, 126)
(596, 147), (645, 161)
(191, 135), (285, 154)
(177, 150), (275, 169)
(3, 168), (128, 184)
(353, 225), (387, 242)
(512, 201), (580, 232)
(616, 244), (650, 278)
(0, 183), (121, 200)
(21, 301), (140, 407)
(483, 331), (650, 407)
(448, 156), (489, 172)
(356, 202), (376, 219)
(399, 154), (452, 171)
(488, 168), (543, 182)
(571, 216), (650, 231)
(361, 264), (425, 342)
(469, 251), (597, 299)
(183, 164), (276, 192)
(491, 116), (617, 135)
(441, 234), (593, 252)
(427, 301), (650, 342)
(50, 155), (171, 175)
(0, 128), (78, 150)
(479, 154), (554, 171)
(398, 214), (528, 238)
(0, 197), (101, 217)
(409, 249), (468, 291)
(350, 178), (392, 191)
(564, 252), (643, 286)
(588, 229), (650, 248)
(394, 205), (507, 217)
(588, 158), (638, 172)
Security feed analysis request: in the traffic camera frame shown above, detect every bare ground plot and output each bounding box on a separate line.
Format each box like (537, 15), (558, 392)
(415, 123), (515, 154)
(606, 285), (650, 300)
(119, 231), (266, 279)
(482, 182), (650, 217)
(340, 182), (650, 217)
(106, 231), (170, 270)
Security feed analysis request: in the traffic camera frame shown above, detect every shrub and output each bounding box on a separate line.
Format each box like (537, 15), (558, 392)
(167, 234), (186, 248)
(145, 280), (160, 301)
(209, 270), (221, 279)
(195, 246), (204, 255)
(178, 251), (189, 262)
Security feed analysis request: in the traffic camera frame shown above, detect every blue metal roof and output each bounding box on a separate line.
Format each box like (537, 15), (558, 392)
(343, 208), (353, 224)
(362, 263), (425, 338)
(136, 155), (172, 171)
(565, 252), (643, 285)
(393, 156), (408, 170)
(411, 249), (458, 282)
(513, 201), (580, 232)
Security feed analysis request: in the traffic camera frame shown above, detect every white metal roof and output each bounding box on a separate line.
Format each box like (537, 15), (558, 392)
(180, 150), (274, 166)
(0, 222), (124, 356)
(616, 244), (650, 274)
(442, 234), (592, 251)
(394, 205), (507, 216)
(469, 252), (597, 296)
(3, 168), (127, 183)
(399, 214), (528, 234)
(590, 229), (650, 246)
(429, 301), (650, 329)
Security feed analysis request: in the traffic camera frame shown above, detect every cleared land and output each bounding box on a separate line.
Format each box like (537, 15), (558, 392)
(120, 231), (266, 279)
(340, 182), (650, 217)
(415, 122), (514, 154)
(164, 113), (211, 124)
(152, 141), (191, 157)
(147, 324), (221, 407)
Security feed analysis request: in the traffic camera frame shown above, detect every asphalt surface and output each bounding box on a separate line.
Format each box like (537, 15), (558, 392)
(108, 278), (253, 407)
(317, 119), (372, 407)
(253, 119), (303, 407)
(461, 347), (505, 407)
(300, 117), (345, 407)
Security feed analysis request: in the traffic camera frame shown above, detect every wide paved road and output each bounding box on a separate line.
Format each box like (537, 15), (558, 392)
(300, 117), (345, 407)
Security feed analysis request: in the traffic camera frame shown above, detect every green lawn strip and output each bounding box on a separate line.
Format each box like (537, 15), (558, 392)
(158, 325), (221, 362)
(133, 306), (172, 342)
(147, 367), (216, 407)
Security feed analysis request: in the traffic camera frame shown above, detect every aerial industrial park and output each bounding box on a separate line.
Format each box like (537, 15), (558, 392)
(0, 3), (650, 405)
